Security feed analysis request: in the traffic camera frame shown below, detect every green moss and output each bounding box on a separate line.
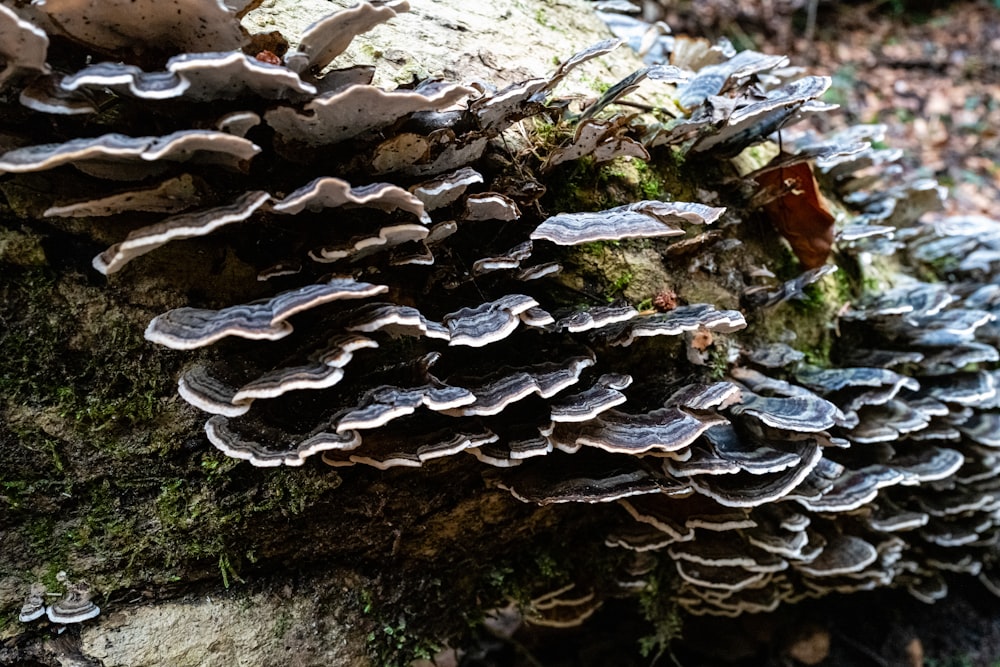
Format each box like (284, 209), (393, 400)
(546, 156), (602, 212)
(369, 617), (439, 665)
(0, 268), (174, 443)
(792, 272), (847, 315)
(38, 562), (70, 594)
(543, 144), (697, 216)
(706, 345), (731, 380)
(25, 516), (60, 555)
(357, 577), (450, 667)
(739, 238), (865, 369)
(0, 228), (46, 266)
(533, 8), (552, 29)
(609, 270), (634, 296)
(633, 160), (666, 200)
(594, 157), (673, 207)
(921, 251), (960, 278)
(533, 552), (562, 579)
(218, 553), (244, 589)
(356, 532), (625, 667)
(389, 61), (432, 86)
(579, 73), (612, 94)
(557, 239), (669, 307)
(0, 263), (343, 588)
(579, 240), (619, 256)
(637, 563), (683, 661)
(358, 43), (382, 59)
(136, 466), (343, 579)
(528, 114), (563, 146)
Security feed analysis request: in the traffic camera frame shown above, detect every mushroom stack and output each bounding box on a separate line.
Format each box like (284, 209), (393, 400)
(0, 0), (757, 476)
(3, 0), (999, 630)
(595, 279), (1000, 617)
(18, 575), (100, 626)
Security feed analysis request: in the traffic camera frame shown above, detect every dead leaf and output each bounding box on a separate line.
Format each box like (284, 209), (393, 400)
(905, 637), (923, 667)
(755, 158), (835, 269)
(784, 624), (831, 666)
(690, 327), (713, 351)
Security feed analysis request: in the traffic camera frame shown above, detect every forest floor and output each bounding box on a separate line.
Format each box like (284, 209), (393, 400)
(663, 0), (1000, 218)
(657, 2), (1000, 666)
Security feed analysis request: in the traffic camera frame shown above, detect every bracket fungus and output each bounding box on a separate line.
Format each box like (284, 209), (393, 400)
(283, 0), (409, 74)
(18, 583), (47, 623)
(0, 5), (49, 91)
(5, 0), (1000, 655)
(0, 131), (261, 178)
(32, 0), (247, 55)
(531, 200), (723, 245)
(18, 576), (100, 626)
(60, 52), (320, 102)
(94, 191), (271, 274)
(145, 278), (388, 349)
(265, 80), (478, 147)
(45, 582), (101, 624)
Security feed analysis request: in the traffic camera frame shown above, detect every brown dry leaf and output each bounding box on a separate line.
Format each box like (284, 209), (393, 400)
(756, 159), (835, 269)
(784, 624), (831, 666)
(905, 637), (924, 667)
(690, 327), (713, 351)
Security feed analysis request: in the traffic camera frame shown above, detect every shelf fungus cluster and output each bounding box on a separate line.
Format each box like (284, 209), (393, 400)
(4, 0), (1000, 631)
(18, 575), (100, 625)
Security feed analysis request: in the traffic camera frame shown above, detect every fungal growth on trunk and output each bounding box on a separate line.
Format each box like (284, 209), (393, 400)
(3, 0), (999, 644)
(18, 576), (100, 625)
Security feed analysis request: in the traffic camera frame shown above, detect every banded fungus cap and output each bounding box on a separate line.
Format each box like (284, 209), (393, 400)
(18, 583), (47, 623)
(0, 5), (50, 91)
(531, 200), (723, 245)
(32, 0), (247, 55)
(46, 582), (100, 624)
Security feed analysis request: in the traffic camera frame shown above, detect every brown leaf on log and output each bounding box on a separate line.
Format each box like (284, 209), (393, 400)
(756, 160), (835, 269)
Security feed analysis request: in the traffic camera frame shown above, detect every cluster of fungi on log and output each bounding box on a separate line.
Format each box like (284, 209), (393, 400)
(5, 0), (1000, 630)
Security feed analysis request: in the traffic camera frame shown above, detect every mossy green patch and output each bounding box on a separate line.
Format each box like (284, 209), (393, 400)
(0, 267), (173, 440)
(0, 228), (46, 266)
(533, 7), (552, 29)
(0, 262), (354, 598)
(637, 563), (684, 662)
(355, 508), (629, 667)
(706, 344), (733, 380)
(556, 239), (671, 307)
(752, 274), (848, 369)
(542, 140), (698, 216)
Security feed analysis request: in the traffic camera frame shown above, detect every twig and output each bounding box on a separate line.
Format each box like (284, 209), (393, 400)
(804, 0), (819, 43)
